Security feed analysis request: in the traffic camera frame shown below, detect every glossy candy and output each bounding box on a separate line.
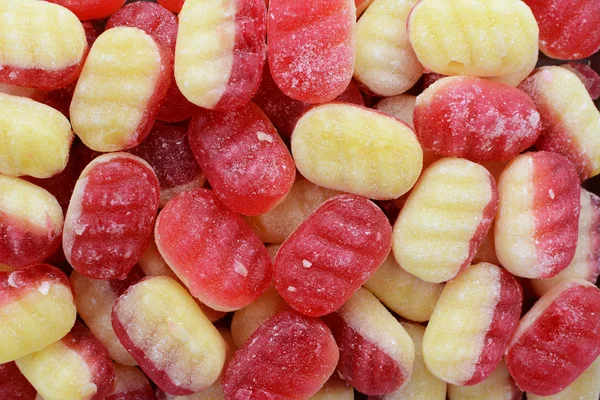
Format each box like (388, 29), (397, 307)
(374, 94), (416, 127)
(105, 364), (155, 400)
(275, 194), (391, 317)
(155, 188), (272, 311)
(268, 0), (356, 103)
(70, 27), (172, 152)
(0, 176), (64, 267)
(222, 310), (339, 399)
(0, 0), (87, 90)
(561, 63), (600, 101)
(355, 0), (373, 16)
(188, 102), (296, 216)
(414, 77), (542, 162)
(0, 362), (37, 400)
(63, 153), (160, 280)
(407, 0), (538, 77)
(393, 158), (498, 283)
(495, 152), (581, 279)
(112, 276), (227, 396)
(519, 67), (600, 180)
(526, 356), (600, 400)
(175, 0), (267, 110)
(47, 0), (126, 21)
(353, 0), (422, 96)
(448, 361), (522, 400)
(156, 79), (196, 123)
(323, 288), (415, 395)
(505, 279), (600, 396)
(292, 103), (423, 199)
(423, 262), (523, 386)
(129, 122), (205, 207)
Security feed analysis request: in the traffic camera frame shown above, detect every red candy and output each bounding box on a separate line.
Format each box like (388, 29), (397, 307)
(0, 362), (36, 400)
(274, 194), (392, 317)
(105, 364), (155, 400)
(188, 102), (296, 216)
(156, 78), (196, 123)
(155, 188), (272, 311)
(268, 0), (356, 103)
(63, 153), (160, 280)
(129, 122), (205, 207)
(414, 76), (542, 162)
(47, 0), (126, 21)
(222, 310), (339, 399)
(157, 0), (185, 13)
(562, 63), (600, 101)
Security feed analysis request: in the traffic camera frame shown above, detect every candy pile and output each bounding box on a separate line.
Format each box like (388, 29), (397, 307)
(0, 0), (599, 399)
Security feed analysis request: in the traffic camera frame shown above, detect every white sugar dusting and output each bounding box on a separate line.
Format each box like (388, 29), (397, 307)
(256, 131), (274, 143)
(80, 383), (97, 397)
(302, 259), (312, 268)
(234, 260), (248, 277)
(287, 286), (297, 292)
(549, 189), (555, 199)
(38, 281), (51, 295)
(7, 272), (18, 287)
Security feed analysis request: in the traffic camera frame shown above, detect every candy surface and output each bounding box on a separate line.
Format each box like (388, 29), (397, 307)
(374, 94), (416, 127)
(157, 0), (184, 13)
(561, 63), (600, 101)
(0, 362), (37, 400)
(526, 356), (600, 400)
(47, 0), (126, 21)
(448, 361), (521, 400)
(105, 364), (155, 400)
(63, 153), (160, 280)
(310, 376), (354, 400)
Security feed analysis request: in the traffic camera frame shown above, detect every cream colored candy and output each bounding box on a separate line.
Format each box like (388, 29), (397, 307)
(354, 0), (423, 96)
(0, 93), (73, 178)
(292, 103), (422, 199)
(448, 361), (521, 400)
(374, 94), (416, 127)
(408, 0), (538, 77)
(138, 234), (179, 281)
(71, 27), (163, 152)
(526, 356), (600, 400)
(393, 158), (497, 283)
(364, 253), (444, 322)
(487, 48), (538, 87)
(309, 377), (354, 400)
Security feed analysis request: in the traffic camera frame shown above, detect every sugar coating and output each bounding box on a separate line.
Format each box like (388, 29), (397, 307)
(105, 364), (154, 400)
(448, 361), (521, 400)
(526, 356), (600, 400)
(374, 94), (416, 128)
(408, 0), (538, 77)
(0, 362), (37, 400)
(292, 103), (422, 199)
(486, 48), (538, 88)
(0, 93), (73, 178)
(354, 0), (422, 96)
(531, 189), (600, 296)
(245, 179), (340, 244)
(393, 158), (497, 283)
(561, 63), (600, 101)
(423, 263), (502, 385)
(519, 66), (600, 180)
(112, 276), (227, 395)
(157, 0), (185, 13)
(364, 253), (444, 322)
(71, 27), (165, 152)
(380, 323), (447, 400)
(47, 0), (126, 21)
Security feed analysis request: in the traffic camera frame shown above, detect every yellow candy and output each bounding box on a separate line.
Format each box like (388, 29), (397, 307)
(448, 361), (521, 400)
(310, 377), (354, 400)
(526, 356), (600, 400)
(292, 103), (422, 199)
(408, 0), (538, 77)
(374, 94), (416, 128)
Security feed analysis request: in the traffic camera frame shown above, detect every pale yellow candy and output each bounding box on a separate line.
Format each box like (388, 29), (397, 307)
(448, 361), (521, 400)
(175, 0), (236, 108)
(70, 27), (163, 152)
(0, 93), (72, 178)
(374, 94), (416, 128)
(245, 179), (340, 244)
(393, 158), (496, 283)
(354, 0), (422, 96)
(0, 0), (86, 71)
(408, 0), (538, 77)
(266, 244), (280, 262)
(364, 253), (444, 322)
(309, 377), (354, 400)
(0, 83), (45, 101)
(138, 234), (180, 281)
(487, 48), (538, 87)
(381, 323), (447, 400)
(526, 356), (600, 400)
(292, 103), (423, 199)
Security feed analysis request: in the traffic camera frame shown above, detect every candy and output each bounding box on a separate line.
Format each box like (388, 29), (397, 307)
(47, 0), (126, 21)
(0, 0), (87, 90)
(70, 268), (144, 366)
(495, 152), (581, 279)
(423, 263), (522, 386)
(222, 310), (339, 399)
(105, 364), (155, 400)
(472, 229), (500, 266)
(523, 0), (600, 60)
(448, 361), (521, 400)
(323, 288), (414, 395)
(376, 323), (447, 400)
(561, 63), (600, 101)
(526, 356), (600, 400)
(311, 377), (354, 399)
(156, 78), (196, 123)
(393, 158), (498, 283)
(407, 0), (538, 77)
(374, 94), (416, 127)
(245, 179), (340, 244)
(531, 189), (600, 296)
(355, 0), (373, 16)
(63, 153), (160, 280)
(0, 93), (73, 178)
(0, 362), (37, 400)
(70, 27), (171, 152)
(157, 0), (184, 13)
(112, 276), (227, 395)
(268, 0), (356, 103)
(0, 176), (63, 267)
(129, 122), (205, 207)
(292, 103), (423, 199)
(155, 189), (272, 311)
(519, 66), (600, 180)
(188, 102), (296, 216)
(414, 77), (542, 162)
(353, 0), (422, 97)
(274, 194), (391, 316)
(175, 0), (267, 110)
(487, 49), (538, 88)
(364, 253), (444, 322)
(505, 279), (600, 396)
